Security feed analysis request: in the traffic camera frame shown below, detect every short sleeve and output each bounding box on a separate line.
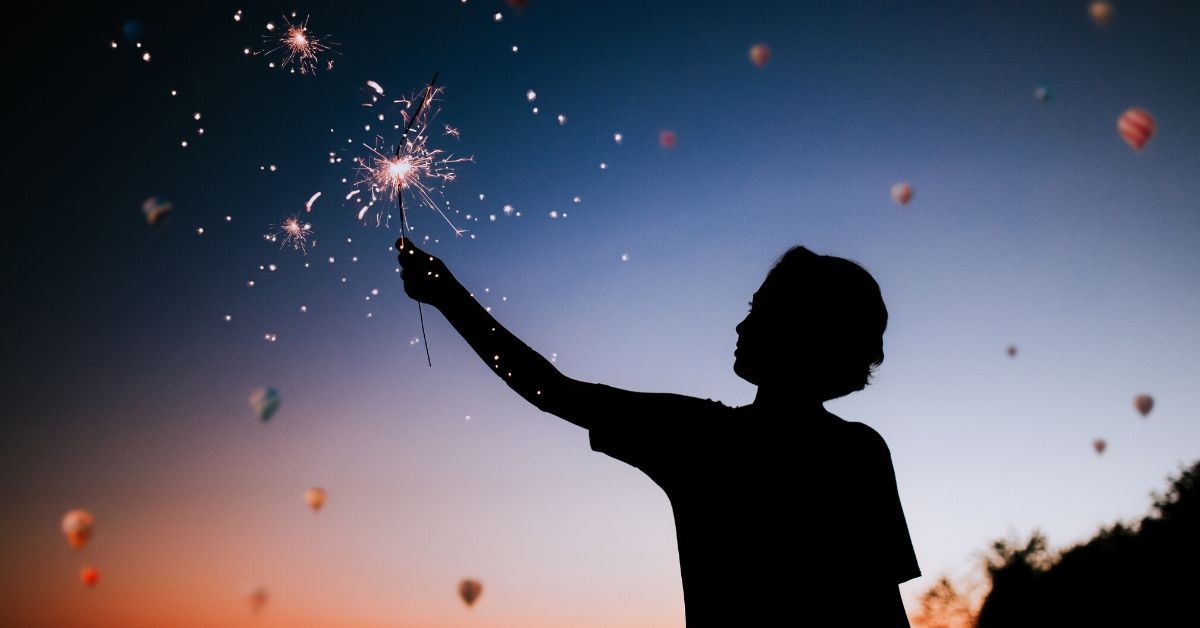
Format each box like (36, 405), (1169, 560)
(847, 423), (922, 584)
(585, 384), (728, 478)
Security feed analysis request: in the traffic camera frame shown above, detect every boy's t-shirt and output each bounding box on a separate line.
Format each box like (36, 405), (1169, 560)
(583, 384), (920, 625)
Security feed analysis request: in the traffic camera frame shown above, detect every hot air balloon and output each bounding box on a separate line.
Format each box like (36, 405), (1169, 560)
(1117, 108), (1155, 151)
(659, 130), (676, 149)
(247, 586), (269, 613)
(459, 579), (483, 608)
(249, 388), (281, 422)
(749, 43), (771, 68)
(1093, 438), (1107, 455)
(142, 197), (172, 226)
(1134, 394), (1153, 417)
(80, 567), (100, 587)
(304, 487), (327, 512)
(1034, 85), (1050, 103)
(1007, 345), (1018, 358)
(62, 510), (94, 549)
(1089, 0), (1114, 27)
(890, 182), (913, 206)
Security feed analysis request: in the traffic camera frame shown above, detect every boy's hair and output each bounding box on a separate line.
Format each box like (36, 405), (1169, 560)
(765, 246), (888, 400)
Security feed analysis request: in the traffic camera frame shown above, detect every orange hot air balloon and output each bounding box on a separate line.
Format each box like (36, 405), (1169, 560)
(247, 586), (269, 613)
(1117, 108), (1155, 151)
(890, 182), (913, 206)
(61, 510), (94, 549)
(1007, 345), (1018, 358)
(304, 487), (327, 512)
(1093, 438), (1107, 455)
(80, 567), (100, 587)
(749, 43), (771, 68)
(1089, 0), (1114, 27)
(459, 578), (483, 607)
(659, 130), (676, 149)
(1134, 394), (1153, 417)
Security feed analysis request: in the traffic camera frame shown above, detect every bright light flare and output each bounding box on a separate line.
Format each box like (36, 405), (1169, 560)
(265, 216), (315, 253)
(259, 14), (336, 75)
(352, 85), (473, 234)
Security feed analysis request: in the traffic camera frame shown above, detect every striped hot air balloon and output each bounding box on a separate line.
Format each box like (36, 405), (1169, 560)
(890, 182), (913, 206)
(1117, 108), (1155, 151)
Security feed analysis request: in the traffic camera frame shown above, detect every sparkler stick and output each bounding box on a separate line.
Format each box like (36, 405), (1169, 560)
(398, 72), (439, 367)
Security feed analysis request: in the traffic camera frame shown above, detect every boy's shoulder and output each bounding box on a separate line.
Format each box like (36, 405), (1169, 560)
(829, 415), (893, 457)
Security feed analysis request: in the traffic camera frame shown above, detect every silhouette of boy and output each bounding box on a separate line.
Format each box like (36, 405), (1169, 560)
(398, 239), (919, 626)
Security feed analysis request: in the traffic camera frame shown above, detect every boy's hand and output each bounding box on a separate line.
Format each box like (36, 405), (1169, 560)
(396, 237), (464, 308)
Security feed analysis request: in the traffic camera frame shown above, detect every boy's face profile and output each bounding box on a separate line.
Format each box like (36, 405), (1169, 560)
(733, 278), (812, 389)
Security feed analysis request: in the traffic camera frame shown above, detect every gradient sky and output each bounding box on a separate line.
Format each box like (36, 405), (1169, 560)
(4, 1), (1199, 626)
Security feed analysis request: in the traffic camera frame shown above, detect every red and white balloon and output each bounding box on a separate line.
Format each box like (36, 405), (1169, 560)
(1117, 108), (1155, 151)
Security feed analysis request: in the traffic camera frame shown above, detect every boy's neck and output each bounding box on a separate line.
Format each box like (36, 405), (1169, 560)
(752, 386), (827, 416)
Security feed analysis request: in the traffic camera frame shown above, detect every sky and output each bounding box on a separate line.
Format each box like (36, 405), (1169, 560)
(3, 1), (1199, 626)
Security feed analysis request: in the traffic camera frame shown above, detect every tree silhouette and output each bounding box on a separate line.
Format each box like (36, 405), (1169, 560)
(972, 459), (1200, 626)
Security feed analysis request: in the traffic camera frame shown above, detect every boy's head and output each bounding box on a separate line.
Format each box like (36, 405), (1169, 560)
(734, 246), (887, 401)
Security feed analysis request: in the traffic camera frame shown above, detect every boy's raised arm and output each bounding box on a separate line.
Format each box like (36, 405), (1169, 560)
(396, 237), (597, 429)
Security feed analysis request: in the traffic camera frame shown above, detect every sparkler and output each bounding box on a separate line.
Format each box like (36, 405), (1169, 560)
(353, 76), (472, 235)
(259, 14), (336, 75)
(265, 216), (314, 253)
(363, 73), (455, 366)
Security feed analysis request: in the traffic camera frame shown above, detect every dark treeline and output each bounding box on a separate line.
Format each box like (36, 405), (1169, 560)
(914, 459), (1199, 627)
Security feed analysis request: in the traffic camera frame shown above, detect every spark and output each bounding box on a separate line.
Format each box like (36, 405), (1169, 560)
(557, 114), (567, 125)
(353, 85), (472, 234)
(526, 89), (536, 102)
(613, 132), (623, 144)
(443, 124), (460, 139)
(110, 41), (118, 49)
(258, 14), (336, 75)
(367, 80), (384, 95)
(573, 196), (581, 203)
(621, 253), (630, 262)
(494, 12), (503, 22)
(549, 210), (559, 218)
(142, 52), (151, 62)
(264, 333), (277, 342)
(300, 305), (307, 312)
(234, 10), (242, 22)
(180, 140), (188, 148)
(265, 216), (315, 253)
(305, 191), (322, 213)
(193, 112), (202, 120)
(196, 227), (204, 235)
(512, 45), (519, 53)
(599, 162), (608, 170)
(224, 314), (232, 321)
